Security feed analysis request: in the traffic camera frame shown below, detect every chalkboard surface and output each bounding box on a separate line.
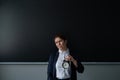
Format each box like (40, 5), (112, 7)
(0, 0), (119, 62)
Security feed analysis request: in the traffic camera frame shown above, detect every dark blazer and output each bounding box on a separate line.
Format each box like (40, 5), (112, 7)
(47, 51), (84, 80)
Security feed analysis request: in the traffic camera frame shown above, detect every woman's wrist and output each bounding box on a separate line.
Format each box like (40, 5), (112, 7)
(71, 58), (75, 62)
(72, 59), (78, 68)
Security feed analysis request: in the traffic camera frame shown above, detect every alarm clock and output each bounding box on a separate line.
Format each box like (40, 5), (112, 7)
(62, 60), (70, 69)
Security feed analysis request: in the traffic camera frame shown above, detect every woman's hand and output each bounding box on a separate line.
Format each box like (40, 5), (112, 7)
(65, 55), (78, 68)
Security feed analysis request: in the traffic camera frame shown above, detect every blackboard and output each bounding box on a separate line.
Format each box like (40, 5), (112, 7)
(0, 0), (119, 62)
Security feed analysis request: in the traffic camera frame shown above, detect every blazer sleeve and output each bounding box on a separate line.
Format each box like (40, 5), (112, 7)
(76, 60), (84, 73)
(73, 54), (84, 73)
(47, 54), (54, 80)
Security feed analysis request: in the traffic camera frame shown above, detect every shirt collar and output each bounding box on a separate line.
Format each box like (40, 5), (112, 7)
(58, 48), (69, 54)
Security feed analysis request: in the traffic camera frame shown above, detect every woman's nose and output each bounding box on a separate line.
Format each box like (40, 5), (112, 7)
(58, 42), (60, 45)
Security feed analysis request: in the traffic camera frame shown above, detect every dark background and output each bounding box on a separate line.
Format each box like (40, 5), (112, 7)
(0, 0), (119, 62)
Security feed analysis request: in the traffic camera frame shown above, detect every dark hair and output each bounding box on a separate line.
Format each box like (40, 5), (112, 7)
(54, 34), (67, 41)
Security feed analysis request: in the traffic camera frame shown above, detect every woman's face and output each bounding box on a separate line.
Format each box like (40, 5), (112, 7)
(54, 37), (67, 51)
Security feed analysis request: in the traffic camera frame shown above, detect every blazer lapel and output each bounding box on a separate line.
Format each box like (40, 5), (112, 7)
(53, 52), (59, 78)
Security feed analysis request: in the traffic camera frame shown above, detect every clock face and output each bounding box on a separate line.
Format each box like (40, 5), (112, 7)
(62, 61), (69, 69)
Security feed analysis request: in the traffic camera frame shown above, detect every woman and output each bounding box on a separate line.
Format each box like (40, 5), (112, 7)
(47, 34), (84, 80)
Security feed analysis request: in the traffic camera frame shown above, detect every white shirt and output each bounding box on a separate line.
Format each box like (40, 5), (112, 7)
(56, 49), (71, 79)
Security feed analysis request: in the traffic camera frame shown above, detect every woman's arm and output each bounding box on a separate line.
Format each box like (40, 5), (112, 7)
(65, 54), (84, 73)
(76, 60), (84, 73)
